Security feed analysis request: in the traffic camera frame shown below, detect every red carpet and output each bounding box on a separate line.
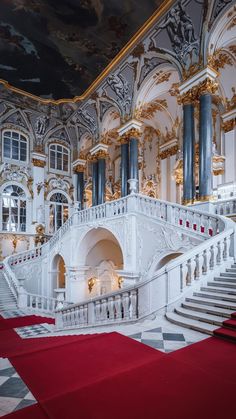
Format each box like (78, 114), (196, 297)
(0, 315), (55, 330)
(1, 315), (236, 419)
(231, 311), (236, 319)
(223, 318), (236, 329)
(213, 327), (236, 342)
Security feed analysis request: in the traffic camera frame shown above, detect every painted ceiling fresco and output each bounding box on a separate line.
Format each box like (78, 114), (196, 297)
(0, 0), (163, 99)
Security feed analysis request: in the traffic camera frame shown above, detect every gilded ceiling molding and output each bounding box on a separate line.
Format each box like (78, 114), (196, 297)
(222, 118), (236, 132)
(0, 0), (175, 105)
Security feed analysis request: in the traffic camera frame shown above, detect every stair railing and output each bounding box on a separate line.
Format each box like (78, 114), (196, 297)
(2, 194), (230, 315)
(55, 225), (234, 330)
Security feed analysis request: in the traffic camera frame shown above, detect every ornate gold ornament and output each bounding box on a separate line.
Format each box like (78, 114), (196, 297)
(222, 118), (236, 132)
(74, 164), (86, 173)
(118, 276), (124, 289)
(96, 149), (109, 159)
(169, 82), (180, 97)
(159, 145), (179, 160)
(32, 158), (46, 168)
(208, 49), (233, 72)
(153, 70), (171, 85)
(182, 59), (203, 81)
(173, 159), (183, 185)
(197, 78), (218, 96)
(178, 86), (198, 105)
(35, 224), (46, 247)
(27, 177), (34, 198)
(88, 277), (96, 293)
(135, 99), (167, 120)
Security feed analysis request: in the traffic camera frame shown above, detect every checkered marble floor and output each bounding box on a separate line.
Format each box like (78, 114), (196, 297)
(0, 358), (36, 417)
(0, 310), (27, 319)
(129, 326), (195, 353)
(15, 323), (54, 339)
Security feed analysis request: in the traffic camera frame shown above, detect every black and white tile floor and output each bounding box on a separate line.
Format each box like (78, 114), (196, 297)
(129, 327), (195, 352)
(0, 358), (36, 417)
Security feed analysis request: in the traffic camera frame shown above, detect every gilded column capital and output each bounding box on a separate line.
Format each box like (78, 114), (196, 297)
(32, 158), (46, 168)
(222, 119), (236, 133)
(197, 78), (218, 97)
(178, 86), (198, 105)
(73, 157), (86, 172)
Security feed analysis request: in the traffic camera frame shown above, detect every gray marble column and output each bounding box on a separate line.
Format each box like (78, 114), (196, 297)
(77, 171), (84, 210)
(92, 161), (98, 206)
(98, 158), (106, 205)
(199, 93), (213, 200)
(129, 137), (139, 193)
(121, 142), (129, 197)
(183, 103), (195, 204)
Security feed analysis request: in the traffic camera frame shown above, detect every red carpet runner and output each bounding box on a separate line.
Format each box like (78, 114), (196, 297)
(1, 314), (236, 419)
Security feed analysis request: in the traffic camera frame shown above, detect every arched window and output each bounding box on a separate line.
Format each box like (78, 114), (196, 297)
(1, 185), (27, 232)
(49, 144), (69, 173)
(49, 193), (69, 234)
(3, 131), (28, 163)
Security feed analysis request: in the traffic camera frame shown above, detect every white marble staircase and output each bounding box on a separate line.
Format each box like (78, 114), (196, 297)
(166, 264), (236, 336)
(0, 271), (17, 310)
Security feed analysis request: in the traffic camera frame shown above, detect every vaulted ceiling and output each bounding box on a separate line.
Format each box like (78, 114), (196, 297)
(0, 0), (163, 100)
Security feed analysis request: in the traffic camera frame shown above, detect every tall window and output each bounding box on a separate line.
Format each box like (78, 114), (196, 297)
(3, 131), (27, 163)
(49, 144), (69, 173)
(49, 193), (69, 234)
(1, 185), (27, 232)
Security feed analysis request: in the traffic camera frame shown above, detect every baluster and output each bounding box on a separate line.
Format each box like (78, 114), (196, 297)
(108, 297), (115, 320)
(223, 235), (231, 261)
(217, 240), (224, 265)
(84, 305), (88, 324)
(115, 295), (122, 320)
(210, 244), (218, 270)
(195, 253), (204, 280)
(187, 258), (196, 285)
(95, 300), (101, 322)
(122, 292), (130, 320)
(101, 299), (108, 321)
(181, 261), (188, 289)
(229, 201), (234, 215)
(74, 307), (79, 325)
(79, 306), (85, 324)
(130, 290), (138, 319)
(203, 248), (211, 274)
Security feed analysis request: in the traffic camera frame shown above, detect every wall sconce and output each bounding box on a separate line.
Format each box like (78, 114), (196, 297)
(88, 277), (96, 293)
(118, 276), (124, 289)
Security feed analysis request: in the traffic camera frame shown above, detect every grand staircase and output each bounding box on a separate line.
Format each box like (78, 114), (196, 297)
(0, 270), (17, 311)
(166, 263), (236, 342)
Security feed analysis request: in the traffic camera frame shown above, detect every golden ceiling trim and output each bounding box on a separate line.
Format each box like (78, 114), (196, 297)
(0, 0), (174, 106)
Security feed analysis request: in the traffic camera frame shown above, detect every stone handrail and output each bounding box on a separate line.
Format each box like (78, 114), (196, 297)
(55, 226), (234, 330)
(213, 197), (236, 216)
(1, 194), (230, 316)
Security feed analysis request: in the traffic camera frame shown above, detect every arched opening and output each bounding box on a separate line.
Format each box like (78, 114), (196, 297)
(155, 252), (182, 270)
(77, 228), (124, 298)
(51, 254), (66, 294)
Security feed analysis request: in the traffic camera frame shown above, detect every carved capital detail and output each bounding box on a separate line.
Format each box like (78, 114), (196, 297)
(32, 158), (45, 168)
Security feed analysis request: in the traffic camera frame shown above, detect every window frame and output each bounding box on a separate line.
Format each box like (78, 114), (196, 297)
(2, 130), (28, 165)
(1, 184), (27, 233)
(49, 143), (70, 175)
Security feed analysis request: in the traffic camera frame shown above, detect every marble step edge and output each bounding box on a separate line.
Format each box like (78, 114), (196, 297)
(193, 291), (236, 302)
(166, 312), (216, 334)
(175, 307), (225, 326)
(200, 286), (236, 295)
(208, 281), (236, 289)
(182, 301), (233, 317)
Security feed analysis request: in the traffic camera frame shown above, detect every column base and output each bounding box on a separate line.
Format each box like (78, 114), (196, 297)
(198, 194), (214, 202)
(182, 198), (194, 206)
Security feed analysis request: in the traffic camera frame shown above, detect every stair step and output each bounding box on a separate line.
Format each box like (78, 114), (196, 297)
(193, 291), (236, 303)
(222, 318), (236, 330)
(200, 286), (236, 295)
(208, 281), (236, 289)
(214, 276), (236, 283)
(186, 296), (236, 310)
(226, 268), (236, 273)
(182, 301), (233, 317)
(175, 307), (225, 326)
(166, 312), (216, 334)
(220, 272), (236, 278)
(213, 327), (236, 342)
